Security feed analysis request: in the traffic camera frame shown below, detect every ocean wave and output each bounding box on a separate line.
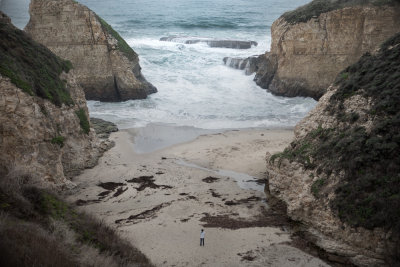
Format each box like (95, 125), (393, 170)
(120, 18), (269, 30)
(127, 37), (269, 55)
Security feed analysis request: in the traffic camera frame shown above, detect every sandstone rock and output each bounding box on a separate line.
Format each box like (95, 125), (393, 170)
(265, 33), (400, 266)
(256, 2), (400, 100)
(266, 90), (391, 266)
(0, 13), (109, 186)
(25, 0), (156, 102)
(253, 53), (278, 89)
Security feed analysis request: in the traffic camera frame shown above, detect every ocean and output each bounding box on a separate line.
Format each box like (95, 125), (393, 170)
(1, 0), (316, 130)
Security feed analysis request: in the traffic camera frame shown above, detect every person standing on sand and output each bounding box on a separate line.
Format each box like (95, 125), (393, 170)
(200, 229), (205, 246)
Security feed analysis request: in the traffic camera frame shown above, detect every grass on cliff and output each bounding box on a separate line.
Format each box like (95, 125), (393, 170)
(0, 169), (154, 267)
(51, 136), (65, 147)
(282, 0), (399, 24)
(76, 108), (90, 135)
(0, 20), (74, 107)
(96, 15), (138, 61)
(270, 33), (400, 260)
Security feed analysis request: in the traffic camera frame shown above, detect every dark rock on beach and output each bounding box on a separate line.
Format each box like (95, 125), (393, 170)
(202, 176), (220, 183)
(90, 118), (118, 139)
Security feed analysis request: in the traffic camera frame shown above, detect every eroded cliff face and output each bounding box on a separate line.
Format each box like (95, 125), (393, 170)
(256, 2), (400, 100)
(266, 33), (400, 266)
(25, 0), (156, 102)
(0, 12), (111, 186)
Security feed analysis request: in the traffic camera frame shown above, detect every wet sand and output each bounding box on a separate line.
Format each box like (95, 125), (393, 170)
(67, 126), (330, 267)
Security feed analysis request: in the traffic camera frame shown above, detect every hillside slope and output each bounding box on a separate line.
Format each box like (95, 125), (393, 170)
(0, 11), (108, 185)
(266, 32), (400, 266)
(0, 12), (153, 266)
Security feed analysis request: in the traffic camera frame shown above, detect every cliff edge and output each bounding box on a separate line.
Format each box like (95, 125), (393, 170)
(0, 11), (110, 186)
(255, 0), (400, 100)
(25, 0), (156, 102)
(266, 32), (400, 266)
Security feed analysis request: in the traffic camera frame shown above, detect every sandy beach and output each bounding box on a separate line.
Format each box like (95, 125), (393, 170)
(67, 125), (329, 267)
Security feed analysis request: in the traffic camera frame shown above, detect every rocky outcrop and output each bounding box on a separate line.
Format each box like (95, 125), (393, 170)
(160, 36), (258, 49)
(25, 0), (156, 102)
(0, 12), (111, 186)
(90, 118), (118, 139)
(265, 33), (400, 266)
(256, 1), (400, 100)
(222, 56), (259, 75)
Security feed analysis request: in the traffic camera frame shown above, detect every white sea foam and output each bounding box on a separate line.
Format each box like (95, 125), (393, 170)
(93, 29), (315, 130)
(1, 0), (315, 130)
(90, 30), (316, 130)
(0, 0), (316, 131)
(88, 60), (316, 130)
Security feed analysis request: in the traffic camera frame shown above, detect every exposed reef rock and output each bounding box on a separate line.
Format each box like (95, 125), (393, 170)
(0, 12), (111, 186)
(160, 36), (257, 49)
(25, 0), (156, 102)
(255, 0), (400, 100)
(266, 33), (400, 266)
(223, 56), (259, 75)
(90, 118), (118, 139)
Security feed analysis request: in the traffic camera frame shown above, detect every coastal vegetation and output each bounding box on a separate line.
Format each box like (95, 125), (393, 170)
(329, 33), (400, 233)
(270, 33), (400, 252)
(0, 169), (154, 267)
(0, 19), (73, 106)
(51, 136), (65, 147)
(96, 15), (138, 61)
(0, 13), (153, 265)
(76, 108), (90, 135)
(282, 0), (399, 24)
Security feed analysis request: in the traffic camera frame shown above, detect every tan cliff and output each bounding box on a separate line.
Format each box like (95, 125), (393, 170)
(265, 32), (400, 266)
(255, 1), (400, 100)
(25, 0), (156, 102)
(0, 12), (111, 186)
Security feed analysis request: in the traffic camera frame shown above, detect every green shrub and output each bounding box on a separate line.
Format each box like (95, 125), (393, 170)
(40, 192), (69, 219)
(0, 220), (79, 267)
(278, 33), (400, 240)
(271, 138), (317, 169)
(0, 185), (155, 267)
(0, 21), (73, 106)
(76, 108), (90, 135)
(96, 15), (137, 61)
(0, 64), (33, 95)
(282, 0), (398, 24)
(51, 136), (65, 147)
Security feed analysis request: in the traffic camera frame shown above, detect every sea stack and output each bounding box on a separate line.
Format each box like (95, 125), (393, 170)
(25, 0), (157, 102)
(0, 11), (110, 185)
(255, 0), (400, 100)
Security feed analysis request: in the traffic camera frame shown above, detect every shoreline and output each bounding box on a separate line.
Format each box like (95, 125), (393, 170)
(124, 123), (295, 154)
(67, 126), (329, 266)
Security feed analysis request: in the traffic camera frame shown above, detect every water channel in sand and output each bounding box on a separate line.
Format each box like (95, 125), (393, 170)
(176, 159), (265, 192)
